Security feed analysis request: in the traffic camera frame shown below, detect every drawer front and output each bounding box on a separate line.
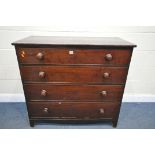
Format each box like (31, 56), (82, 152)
(24, 84), (124, 101)
(20, 66), (128, 84)
(17, 47), (132, 66)
(28, 101), (119, 118)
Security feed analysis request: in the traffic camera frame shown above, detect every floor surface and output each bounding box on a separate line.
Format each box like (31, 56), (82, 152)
(0, 102), (155, 129)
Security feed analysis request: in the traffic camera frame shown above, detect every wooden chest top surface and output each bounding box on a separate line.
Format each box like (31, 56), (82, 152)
(12, 36), (136, 47)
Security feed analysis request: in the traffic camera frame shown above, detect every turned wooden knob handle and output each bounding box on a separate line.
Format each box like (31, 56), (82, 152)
(43, 107), (48, 113)
(105, 53), (113, 61)
(36, 52), (44, 60)
(101, 91), (107, 96)
(41, 90), (47, 96)
(103, 72), (110, 78)
(99, 108), (104, 114)
(39, 71), (45, 78)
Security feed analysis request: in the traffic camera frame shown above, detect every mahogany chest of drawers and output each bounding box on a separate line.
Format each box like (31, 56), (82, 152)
(12, 36), (136, 127)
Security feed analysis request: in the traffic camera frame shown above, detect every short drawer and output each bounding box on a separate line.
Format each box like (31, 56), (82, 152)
(20, 66), (128, 84)
(28, 101), (119, 119)
(16, 47), (132, 66)
(24, 84), (124, 101)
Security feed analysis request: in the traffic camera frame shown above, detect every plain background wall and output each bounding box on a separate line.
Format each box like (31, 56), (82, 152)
(0, 26), (155, 102)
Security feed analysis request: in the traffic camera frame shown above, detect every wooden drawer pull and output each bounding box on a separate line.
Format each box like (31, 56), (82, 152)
(41, 90), (47, 96)
(36, 52), (44, 60)
(39, 71), (45, 78)
(103, 72), (110, 78)
(99, 108), (104, 114)
(43, 107), (48, 113)
(105, 53), (113, 61)
(101, 91), (107, 96)
(20, 51), (25, 58)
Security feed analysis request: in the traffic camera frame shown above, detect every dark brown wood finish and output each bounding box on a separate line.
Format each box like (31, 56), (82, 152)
(16, 47), (132, 66)
(12, 36), (136, 127)
(28, 101), (119, 119)
(20, 66), (128, 84)
(12, 36), (136, 47)
(24, 84), (124, 101)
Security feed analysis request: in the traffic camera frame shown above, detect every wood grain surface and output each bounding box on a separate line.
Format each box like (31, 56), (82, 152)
(16, 47), (132, 66)
(24, 84), (124, 101)
(28, 101), (119, 118)
(20, 66), (128, 84)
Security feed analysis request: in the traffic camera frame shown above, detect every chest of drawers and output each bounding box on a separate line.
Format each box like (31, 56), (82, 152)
(12, 36), (136, 127)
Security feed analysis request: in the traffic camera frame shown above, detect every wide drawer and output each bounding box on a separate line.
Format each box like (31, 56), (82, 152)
(16, 47), (132, 66)
(20, 66), (128, 84)
(28, 101), (119, 118)
(24, 84), (124, 101)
